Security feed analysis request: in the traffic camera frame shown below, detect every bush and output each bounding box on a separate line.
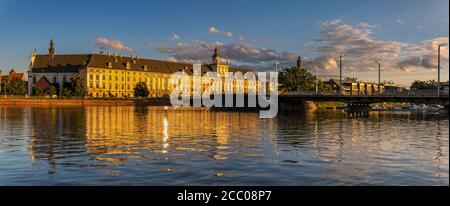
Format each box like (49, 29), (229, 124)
(3, 77), (26, 96)
(134, 82), (150, 97)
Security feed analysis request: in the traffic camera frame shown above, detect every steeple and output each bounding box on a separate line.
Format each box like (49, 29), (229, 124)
(297, 56), (302, 69)
(48, 37), (55, 59)
(212, 46), (221, 64)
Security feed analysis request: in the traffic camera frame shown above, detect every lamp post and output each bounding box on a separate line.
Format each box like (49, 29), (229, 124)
(275, 62), (280, 73)
(375, 61), (381, 95)
(314, 66), (319, 94)
(437, 44), (447, 98)
(339, 54), (343, 95)
(0, 69), (2, 96)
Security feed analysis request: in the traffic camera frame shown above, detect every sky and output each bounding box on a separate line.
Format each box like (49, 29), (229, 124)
(0, 0), (448, 86)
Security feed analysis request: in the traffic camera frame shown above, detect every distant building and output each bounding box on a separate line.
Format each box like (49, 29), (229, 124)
(28, 39), (268, 97)
(384, 84), (407, 95)
(1, 69), (26, 81)
(326, 79), (385, 95)
(440, 81), (449, 95)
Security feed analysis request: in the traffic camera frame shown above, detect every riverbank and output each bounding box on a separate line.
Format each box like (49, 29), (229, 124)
(0, 98), (171, 106)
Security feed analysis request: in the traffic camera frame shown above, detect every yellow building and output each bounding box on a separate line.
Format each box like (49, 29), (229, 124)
(28, 40), (268, 97)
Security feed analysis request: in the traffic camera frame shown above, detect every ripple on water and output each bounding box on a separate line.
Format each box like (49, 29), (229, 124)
(0, 106), (448, 185)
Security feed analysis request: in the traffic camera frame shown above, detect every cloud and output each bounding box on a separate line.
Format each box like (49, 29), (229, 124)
(306, 19), (448, 74)
(153, 19), (448, 78)
(396, 19), (405, 24)
(153, 40), (296, 69)
(94, 37), (132, 52)
(208, 26), (233, 38)
(170, 34), (180, 41)
(396, 37), (449, 71)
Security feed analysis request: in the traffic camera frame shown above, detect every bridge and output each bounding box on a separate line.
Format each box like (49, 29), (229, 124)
(278, 92), (449, 111)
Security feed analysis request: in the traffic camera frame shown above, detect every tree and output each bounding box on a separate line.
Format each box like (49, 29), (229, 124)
(345, 77), (358, 81)
(410, 80), (437, 90)
(278, 66), (331, 93)
(4, 77), (26, 96)
(382, 80), (395, 85)
(62, 87), (72, 97)
(47, 85), (57, 96)
(69, 75), (85, 97)
(134, 82), (150, 97)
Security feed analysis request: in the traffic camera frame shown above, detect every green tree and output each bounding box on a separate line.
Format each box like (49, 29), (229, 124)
(410, 80), (437, 90)
(70, 75), (85, 97)
(62, 88), (72, 97)
(46, 85), (57, 96)
(278, 66), (331, 93)
(33, 87), (44, 96)
(4, 77), (26, 96)
(134, 82), (150, 97)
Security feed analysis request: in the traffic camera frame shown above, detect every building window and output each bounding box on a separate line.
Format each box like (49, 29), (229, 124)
(63, 76), (67, 83)
(32, 76), (36, 84)
(53, 76), (57, 83)
(126, 62), (131, 69)
(108, 62), (113, 68)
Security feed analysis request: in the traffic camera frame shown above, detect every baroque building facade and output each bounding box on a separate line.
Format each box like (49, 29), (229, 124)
(28, 40), (272, 98)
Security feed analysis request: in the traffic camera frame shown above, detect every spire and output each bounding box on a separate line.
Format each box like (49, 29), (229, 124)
(212, 46), (220, 58)
(212, 46), (221, 64)
(297, 56), (302, 69)
(48, 35), (55, 59)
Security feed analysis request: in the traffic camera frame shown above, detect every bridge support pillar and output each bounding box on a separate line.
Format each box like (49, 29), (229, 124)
(346, 103), (371, 118)
(279, 100), (317, 113)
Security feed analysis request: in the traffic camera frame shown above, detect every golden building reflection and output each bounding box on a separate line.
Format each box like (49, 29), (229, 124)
(82, 106), (266, 163)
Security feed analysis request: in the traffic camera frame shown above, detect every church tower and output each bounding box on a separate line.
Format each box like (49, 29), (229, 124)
(297, 56), (302, 69)
(212, 46), (221, 64)
(211, 46), (229, 75)
(48, 38), (55, 59)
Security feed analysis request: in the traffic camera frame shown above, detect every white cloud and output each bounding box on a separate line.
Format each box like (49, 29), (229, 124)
(153, 19), (449, 80)
(396, 19), (405, 24)
(208, 27), (219, 33)
(94, 37), (132, 52)
(307, 19), (448, 74)
(171, 34), (180, 41)
(208, 26), (233, 38)
(153, 40), (296, 69)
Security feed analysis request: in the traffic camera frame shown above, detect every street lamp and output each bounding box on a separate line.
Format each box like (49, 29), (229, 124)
(275, 62), (280, 73)
(0, 69), (2, 96)
(314, 66), (319, 94)
(437, 43), (447, 98)
(339, 54), (343, 95)
(375, 61), (381, 95)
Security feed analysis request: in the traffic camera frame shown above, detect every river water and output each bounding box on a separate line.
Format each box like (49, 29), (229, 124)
(0, 106), (448, 185)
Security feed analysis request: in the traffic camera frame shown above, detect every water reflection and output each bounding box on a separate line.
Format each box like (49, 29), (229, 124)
(0, 106), (448, 185)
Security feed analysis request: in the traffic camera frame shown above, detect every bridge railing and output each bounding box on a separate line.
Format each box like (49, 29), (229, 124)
(281, 91), (449, 97)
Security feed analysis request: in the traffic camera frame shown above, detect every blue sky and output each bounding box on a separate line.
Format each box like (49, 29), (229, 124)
(0, 0), (448, 85)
